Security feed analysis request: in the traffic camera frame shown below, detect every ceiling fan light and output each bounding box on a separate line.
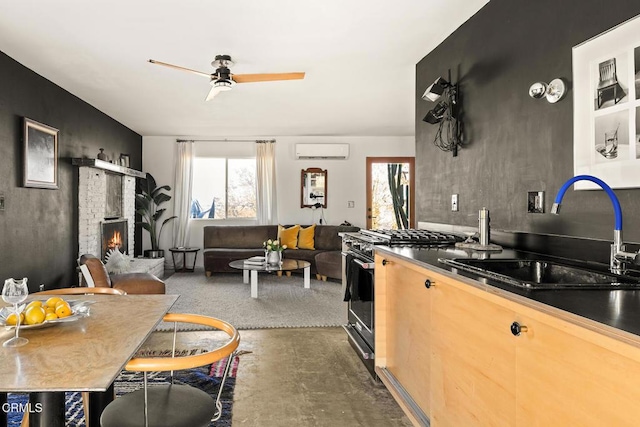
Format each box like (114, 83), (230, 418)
(211, 80), (235, 91)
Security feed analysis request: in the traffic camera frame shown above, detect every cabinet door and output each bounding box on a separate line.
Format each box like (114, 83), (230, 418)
(431, 280), (517, 427)
(381, 257), (432, 416)
(516, 314), (640, 426)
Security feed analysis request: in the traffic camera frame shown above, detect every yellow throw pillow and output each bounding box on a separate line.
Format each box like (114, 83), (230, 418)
(278, 224), (300, 249)
(298, 224), (316, 250)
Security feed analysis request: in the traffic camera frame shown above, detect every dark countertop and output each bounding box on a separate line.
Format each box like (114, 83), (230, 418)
(375, 245), (640, 341)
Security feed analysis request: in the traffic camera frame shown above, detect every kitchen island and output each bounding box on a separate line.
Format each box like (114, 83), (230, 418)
(375, 245), (640, 427)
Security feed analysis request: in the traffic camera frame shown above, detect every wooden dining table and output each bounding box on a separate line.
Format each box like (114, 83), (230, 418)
(0, 293), (177, 427)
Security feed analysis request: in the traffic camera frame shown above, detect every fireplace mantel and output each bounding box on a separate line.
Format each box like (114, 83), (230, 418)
(72, 158), (146, 178)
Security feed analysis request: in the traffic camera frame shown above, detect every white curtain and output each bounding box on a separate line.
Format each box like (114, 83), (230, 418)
(256, 140), (278, 224)
(172, 140), (194, 247)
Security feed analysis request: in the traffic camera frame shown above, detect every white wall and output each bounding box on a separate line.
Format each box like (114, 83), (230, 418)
(142, 135), (414, 266)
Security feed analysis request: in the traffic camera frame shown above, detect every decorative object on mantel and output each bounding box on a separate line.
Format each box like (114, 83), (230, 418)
(136, 173), (177, 259)
(528, 78), (566, 103)
(421, 71), (462, 157)
(23, 118), (59, 189)
(104, 247), (132, 274)
(97, 148), (107, 161)
(119, 153), (130, 168)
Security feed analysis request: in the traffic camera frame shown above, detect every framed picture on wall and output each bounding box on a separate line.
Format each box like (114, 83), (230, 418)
(23, 118), (59, 189)
(573, 14), (640, 190)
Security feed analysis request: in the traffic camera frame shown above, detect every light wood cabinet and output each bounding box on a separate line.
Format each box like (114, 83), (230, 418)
(375, 254), (432, 425)
(376, 252), (640, 427)
(431, 277), (516, 427)
(515, 311), (640, 426)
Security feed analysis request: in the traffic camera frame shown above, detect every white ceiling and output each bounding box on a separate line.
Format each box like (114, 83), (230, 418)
(0, 0), (488, 138)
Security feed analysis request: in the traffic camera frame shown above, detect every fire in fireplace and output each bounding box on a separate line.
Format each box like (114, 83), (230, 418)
(101, 219), (128, 260)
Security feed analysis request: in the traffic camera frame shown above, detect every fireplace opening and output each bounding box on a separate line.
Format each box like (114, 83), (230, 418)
(101, 219), (128, 260)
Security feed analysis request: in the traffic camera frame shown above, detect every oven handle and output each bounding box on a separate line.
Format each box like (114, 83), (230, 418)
(342, 325), (374, 360)
(341, 251), (375, 270)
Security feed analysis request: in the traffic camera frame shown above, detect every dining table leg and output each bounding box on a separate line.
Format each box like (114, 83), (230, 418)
(87, 384), (115, 427)
(28, 392), (64, 427)
(0, 392), (7, 426)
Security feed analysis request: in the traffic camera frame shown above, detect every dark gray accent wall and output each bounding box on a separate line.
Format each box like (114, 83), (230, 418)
(0, 51), (142, 291)
(416, 0), (640, 243)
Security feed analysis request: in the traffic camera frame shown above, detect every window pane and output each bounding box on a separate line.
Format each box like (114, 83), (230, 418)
(192, 158), (226, 219)
(227, 159), (256, 218)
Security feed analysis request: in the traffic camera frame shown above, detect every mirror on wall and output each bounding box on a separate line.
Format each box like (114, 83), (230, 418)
(301, 168), (327, 208)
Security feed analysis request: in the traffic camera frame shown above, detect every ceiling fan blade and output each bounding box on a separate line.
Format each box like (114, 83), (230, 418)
(148, 59), (212, 79)
(231, 72), (305, 83)
(205, 85), (223, 101)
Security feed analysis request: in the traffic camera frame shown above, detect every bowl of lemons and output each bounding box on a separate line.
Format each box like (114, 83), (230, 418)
(0, 297), (92, 329)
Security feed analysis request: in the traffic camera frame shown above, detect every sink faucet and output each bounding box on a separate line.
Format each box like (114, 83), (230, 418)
(551, 174), (639, 275)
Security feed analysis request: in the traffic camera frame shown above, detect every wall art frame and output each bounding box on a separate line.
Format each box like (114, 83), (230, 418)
(23, 118), (59, 189)
(573, 14), (640, 190)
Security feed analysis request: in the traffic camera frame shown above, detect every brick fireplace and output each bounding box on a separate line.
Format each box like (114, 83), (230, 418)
(77, 162), (136, 259)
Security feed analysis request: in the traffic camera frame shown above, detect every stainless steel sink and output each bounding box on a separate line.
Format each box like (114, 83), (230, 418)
(438, 258), (640, 289)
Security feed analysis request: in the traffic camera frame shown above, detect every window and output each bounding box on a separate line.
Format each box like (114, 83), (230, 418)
(191, 157), (257, 219)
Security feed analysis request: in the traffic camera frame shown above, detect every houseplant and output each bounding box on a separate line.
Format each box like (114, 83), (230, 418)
(136, 173), (177, 258)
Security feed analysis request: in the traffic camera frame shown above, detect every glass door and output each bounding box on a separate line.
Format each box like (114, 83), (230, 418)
(366, 157), (415, 230)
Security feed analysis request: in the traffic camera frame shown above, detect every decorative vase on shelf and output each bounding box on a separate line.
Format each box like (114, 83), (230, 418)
(266, 250), (282, 265)
(97, 148), (107, 161)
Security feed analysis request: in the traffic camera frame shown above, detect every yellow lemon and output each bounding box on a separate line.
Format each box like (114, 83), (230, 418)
(54, 302), (72, 318)
(5, 312), (24, 326)
(45, 297), (63, 308)
(45, 312), (58, 321)
(25, 301), (43, 311)
(44, 306), (55, 314)
(24, 306), (46, 325)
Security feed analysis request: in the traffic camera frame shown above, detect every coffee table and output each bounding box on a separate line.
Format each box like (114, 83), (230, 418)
(229, 259), (311, 298)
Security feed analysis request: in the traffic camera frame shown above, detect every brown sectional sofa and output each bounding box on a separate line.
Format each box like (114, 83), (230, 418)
(203, 224), (359, 279)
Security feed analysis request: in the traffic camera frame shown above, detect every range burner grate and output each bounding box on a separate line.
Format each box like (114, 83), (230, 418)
(359, 229), (463, 246)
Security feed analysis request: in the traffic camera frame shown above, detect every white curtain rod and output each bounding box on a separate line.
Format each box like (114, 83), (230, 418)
(176, 138), (275, 143)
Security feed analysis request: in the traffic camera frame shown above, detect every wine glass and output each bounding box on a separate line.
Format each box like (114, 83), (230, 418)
(2, 278), (29, 347)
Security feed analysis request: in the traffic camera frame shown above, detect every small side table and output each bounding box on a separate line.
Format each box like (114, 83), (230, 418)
(169, 247), (200, 272)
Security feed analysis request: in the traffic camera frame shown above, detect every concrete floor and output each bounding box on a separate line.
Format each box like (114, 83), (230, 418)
(143, 327), (412, 427)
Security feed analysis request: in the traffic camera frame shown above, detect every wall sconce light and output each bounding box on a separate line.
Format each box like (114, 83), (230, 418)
(528, 78), (566, 103)
(422, 73), (462, 156)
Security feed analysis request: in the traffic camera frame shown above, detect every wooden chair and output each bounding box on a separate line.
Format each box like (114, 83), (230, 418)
(100, 313), (240, 427)
(35, 287), (126, 295)
(597, 58), (624, 108)
(21, 287), (125, 427)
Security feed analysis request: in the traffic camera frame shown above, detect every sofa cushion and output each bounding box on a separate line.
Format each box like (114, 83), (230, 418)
(298, 224), (316, 250)
(278, 224), (300, 249)
(314, 225), (360, 250)
(204, 225), (277, 249)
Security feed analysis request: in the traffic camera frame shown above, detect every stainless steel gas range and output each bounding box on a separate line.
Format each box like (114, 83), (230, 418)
(341, 229), (463, 379)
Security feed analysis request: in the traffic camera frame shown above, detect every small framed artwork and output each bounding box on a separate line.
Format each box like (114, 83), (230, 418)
(119, 153), (130, 168)
(23, 118), (59, 189)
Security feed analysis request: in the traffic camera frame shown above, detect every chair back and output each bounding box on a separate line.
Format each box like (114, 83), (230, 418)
(599, 58), (618, 86)
(78, 254), (112, 287)
(35, 287), (126, 295)
(100, 313), (240, 427)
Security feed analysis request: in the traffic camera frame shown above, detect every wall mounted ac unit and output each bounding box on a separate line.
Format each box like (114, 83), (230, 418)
(295, 143), (350, 159)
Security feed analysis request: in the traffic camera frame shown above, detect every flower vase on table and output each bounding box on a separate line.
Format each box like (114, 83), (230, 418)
(264, 239), (287, 266)
(266, 250), (282, 266)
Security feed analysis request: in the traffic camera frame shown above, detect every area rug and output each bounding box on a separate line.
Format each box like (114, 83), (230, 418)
(6, 354), (239, 427)
(162, 270), (346, 330)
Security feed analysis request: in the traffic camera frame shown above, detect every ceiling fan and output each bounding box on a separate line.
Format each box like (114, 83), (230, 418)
(148, 55), (305, 101)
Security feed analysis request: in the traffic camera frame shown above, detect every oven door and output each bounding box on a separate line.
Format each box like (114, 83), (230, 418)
(342, 251), (377, 378)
